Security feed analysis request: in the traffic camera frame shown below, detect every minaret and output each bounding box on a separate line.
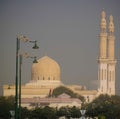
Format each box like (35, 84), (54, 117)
(107, 15), (117, 95)
(98, 11), (108, 94)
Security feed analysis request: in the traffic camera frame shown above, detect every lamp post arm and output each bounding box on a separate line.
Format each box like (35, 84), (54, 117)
(29, 40), (37, 43)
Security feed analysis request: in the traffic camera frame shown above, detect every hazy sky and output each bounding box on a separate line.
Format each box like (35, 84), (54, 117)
(0, 0), (120, 95)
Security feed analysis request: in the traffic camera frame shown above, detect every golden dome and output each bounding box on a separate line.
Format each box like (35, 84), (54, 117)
(32, 56), (60, 81)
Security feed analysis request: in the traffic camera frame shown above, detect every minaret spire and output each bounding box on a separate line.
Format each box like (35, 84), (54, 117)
(100, 11), (107, 32)
(99, 11), (107, 59)
(98, 11), (116, 95)
(107, 14), (116, 95)
(98, 11), (108, 95)
(108, 15), (115, 60)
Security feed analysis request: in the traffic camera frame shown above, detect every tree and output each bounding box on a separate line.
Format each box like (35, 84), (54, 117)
(70, 106), (81, 118)
(85, 94), (120, 118)
(29, 106), (56, 119)
(52, 86), (85, 102)
(0, 96), (15, 119)
(41, 106), (56, 119)
(21, 107), (30, 119)
(56, 107), (68, 117)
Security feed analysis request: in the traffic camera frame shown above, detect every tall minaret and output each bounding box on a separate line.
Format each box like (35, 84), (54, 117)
(107, 15), (117, 95)
(98, 11), (108, 94)
(98, 11), (116, 95)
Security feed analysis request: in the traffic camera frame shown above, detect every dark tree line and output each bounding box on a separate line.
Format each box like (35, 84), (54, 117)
(1, 94), (120, 119)
(84, 94), (120, 119)
(0, 96), (14, 119)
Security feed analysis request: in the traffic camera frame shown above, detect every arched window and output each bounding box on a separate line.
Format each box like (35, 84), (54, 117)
(112, 71), (114, 81)
(102, 69), (103, 80)
(109, 88), (111, 93)
(101, 86), (103, 92)
(110, 71), (111, 81)
(43, 77), (45, 80)
(48, 77), (50, 80)
(105, 69), (107, 79)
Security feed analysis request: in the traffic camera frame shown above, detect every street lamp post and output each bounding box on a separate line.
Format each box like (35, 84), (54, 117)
(15, 37), (20, 119)
(15, 35), (39, 119)
(19, 54), (22, 119)
(19, 54), (38, 119)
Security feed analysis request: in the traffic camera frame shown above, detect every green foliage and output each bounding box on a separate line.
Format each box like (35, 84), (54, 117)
(21, 107), (30, 119)
(29, 106), (56, 119)
(1, 94), (120, 119)
(56, 107), (68, 117)
(52, 86), (85, 102)
(70, 106), (81, 118)
(0, 96), (82, 119)
(98, 115), (106, 119)
(56, 106), (81, 118)
(52, 86), (74, 97)
(0, 96), (15, 119)
(85, 94), (120, 118)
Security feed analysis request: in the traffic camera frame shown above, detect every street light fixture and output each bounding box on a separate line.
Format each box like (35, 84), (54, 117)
(31, 56), (38, 63)
(29, 40), (39, 49)
(15, 35), (39, 119)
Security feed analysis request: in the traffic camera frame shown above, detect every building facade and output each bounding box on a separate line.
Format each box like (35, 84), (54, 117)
(21, 93), (82, 109)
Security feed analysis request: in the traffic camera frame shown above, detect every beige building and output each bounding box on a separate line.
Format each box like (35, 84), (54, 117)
(3, 56), (97, 106)
(3, 11), (116, 108)
(3, 55), (96, 104)
(3, 56), (63, 98)
(21, 93), (82, 109)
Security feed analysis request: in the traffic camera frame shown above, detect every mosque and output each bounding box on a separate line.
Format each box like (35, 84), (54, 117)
(3, 11), (117, 107)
